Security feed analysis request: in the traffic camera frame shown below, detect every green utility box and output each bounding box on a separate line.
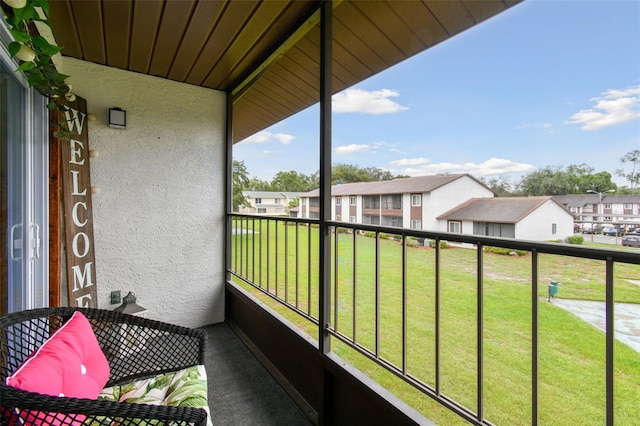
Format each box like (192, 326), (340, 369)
(548, 281), (559, 301)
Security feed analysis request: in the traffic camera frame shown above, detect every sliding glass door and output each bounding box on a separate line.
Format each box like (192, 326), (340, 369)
(0, 58), (49, 314)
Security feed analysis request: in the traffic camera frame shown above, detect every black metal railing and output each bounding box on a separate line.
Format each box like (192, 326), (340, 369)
(228, 213), (640, 425)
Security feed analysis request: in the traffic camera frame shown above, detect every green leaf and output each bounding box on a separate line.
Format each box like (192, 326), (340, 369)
(15, 61), (36, 72)
(47, 101), (58, 110)
(13, 4), (37, 24)
(9, 28), (30, 43)
(8, 42), (21, 57)
(40, 43), (62, 56)
(55, 73), (70, 82)
(27, 71), (45, 86)
(31, 35), (62, 55)
(53, 130), (70, 140)
(41, 64), (58, 79)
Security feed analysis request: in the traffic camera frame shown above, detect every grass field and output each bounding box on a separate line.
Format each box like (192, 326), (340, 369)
(231, 221), (640, 425)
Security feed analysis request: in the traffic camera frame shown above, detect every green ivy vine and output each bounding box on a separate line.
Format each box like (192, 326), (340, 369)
(3, 0), (74, 139)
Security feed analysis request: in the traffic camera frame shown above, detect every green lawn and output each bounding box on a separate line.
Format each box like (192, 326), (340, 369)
(232, 221), (640, 425)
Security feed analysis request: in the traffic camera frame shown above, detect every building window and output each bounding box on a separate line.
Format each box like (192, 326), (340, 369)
(381, 194), (402, 210)
(350, 216), (356, 223)
(301, 198), (306, 205)
(411, 194), (421, 207)
(336, 197), (341, 206)
(255, 198), (262, 204)
(350, 196), (356, 206)
(274, 198), (280, 204)
(552, 223), (557, 234)
(336, 215), (341, 221)
(257, 208), (266, 213)
(411, 220), (421, 229)
(448, 221), (461, 233)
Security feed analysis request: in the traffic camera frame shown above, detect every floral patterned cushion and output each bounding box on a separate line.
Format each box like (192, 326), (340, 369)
(98, 365), (212, 426)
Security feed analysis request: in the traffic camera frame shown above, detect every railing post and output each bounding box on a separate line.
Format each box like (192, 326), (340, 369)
(606, 258), (614, 426)
(532, 250), (539, 425)
(477, 244), (484, 422)
(225, 92), (234, 283)
(318, 0), (332, 355)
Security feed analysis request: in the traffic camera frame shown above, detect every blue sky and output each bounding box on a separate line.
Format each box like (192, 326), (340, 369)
(234, 0), (640, 188)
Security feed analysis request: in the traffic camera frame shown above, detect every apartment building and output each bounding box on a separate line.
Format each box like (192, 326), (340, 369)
(238, 191), (302, 215)
(297, 174), (493, 229)
(554, 194), (640, 231)
(297, 174), (575, 240)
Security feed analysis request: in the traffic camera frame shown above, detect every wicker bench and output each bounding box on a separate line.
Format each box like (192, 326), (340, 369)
(0, 307), (210, 426)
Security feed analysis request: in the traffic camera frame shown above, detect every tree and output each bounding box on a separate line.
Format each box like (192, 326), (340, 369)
(515, 163), (616, 196)
(515, 166), (573, 196)
(332, 163), (397, 184)
(616, 150), (640, 190)
(232, 160), (250, 211)
(576, 171), (617, 194)
(271, 170), (316, 192)
(479, 176), (513, 197)
(247, 177), (271, 191)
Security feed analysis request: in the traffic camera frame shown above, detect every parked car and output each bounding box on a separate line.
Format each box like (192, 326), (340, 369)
(581, 224), (602, 234)
(621, 235), (640, 247)
(602, 225), (625, 236)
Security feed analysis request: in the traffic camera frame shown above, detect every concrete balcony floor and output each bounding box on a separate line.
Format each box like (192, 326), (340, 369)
(202, 323), (312, 425)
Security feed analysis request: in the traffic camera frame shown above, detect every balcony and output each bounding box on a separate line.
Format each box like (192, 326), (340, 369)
(202, 322), (311, 424)
(228, 214), (640, 425)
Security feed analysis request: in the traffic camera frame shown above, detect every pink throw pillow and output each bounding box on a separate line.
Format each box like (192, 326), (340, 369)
(5, 311), (110, 424)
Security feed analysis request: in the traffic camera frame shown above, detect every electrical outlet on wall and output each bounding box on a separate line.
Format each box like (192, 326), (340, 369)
(110, 290), (121, 305)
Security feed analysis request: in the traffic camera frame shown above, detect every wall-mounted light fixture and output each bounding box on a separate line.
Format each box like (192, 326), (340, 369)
(108, 107), (126, 129)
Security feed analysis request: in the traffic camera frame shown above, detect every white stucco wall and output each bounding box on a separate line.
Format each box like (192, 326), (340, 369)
(517, 201), (575, 241)
(60, 58), (226, 328)
(426, 176), (494, 231)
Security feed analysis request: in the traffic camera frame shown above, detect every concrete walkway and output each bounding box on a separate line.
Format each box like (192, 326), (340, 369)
(551, 299), (640, 353)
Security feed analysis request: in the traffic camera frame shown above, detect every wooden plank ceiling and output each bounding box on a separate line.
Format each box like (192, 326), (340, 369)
(48, 0), (521, 143)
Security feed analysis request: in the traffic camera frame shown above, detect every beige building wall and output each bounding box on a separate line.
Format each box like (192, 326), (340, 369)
(61, 58), (226, 328)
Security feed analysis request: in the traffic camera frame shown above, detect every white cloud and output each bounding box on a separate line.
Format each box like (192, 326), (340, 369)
(335, 144), (372, 154)
(241, 130), (295, 144)
(390, 157), (431, 166)
(516, 122), (555, 133)
(273, 133), (295, 144)
(566, 85), (640, 130)
(394, 157), (534, 177)
(332, 88), (409, 115)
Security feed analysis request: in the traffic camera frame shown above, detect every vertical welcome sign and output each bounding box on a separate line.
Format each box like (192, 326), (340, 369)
(57, 96), (98, 307)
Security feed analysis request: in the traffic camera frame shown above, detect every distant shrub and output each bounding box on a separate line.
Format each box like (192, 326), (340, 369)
(406, 238), (420, 248)
(485, 246), (528, 256)
(430, 239), (449, 249)
(363, 231), (376, 238)
(379, 233), (388, 240)
(566, 235), (584, 245)
(393, 234), (402, 241)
